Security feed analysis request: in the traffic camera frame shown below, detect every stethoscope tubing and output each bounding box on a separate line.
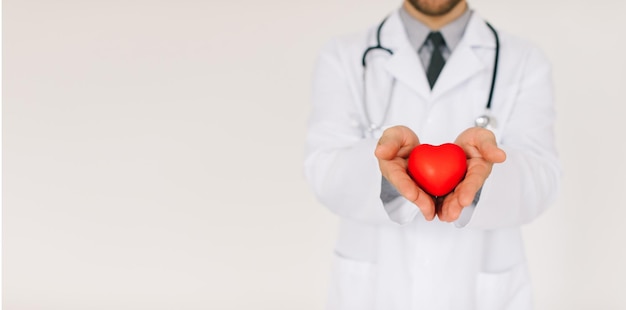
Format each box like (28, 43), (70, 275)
(484, 22), (499, 110)
(361, 16), (500, 132)
(362, 18), (393, 67)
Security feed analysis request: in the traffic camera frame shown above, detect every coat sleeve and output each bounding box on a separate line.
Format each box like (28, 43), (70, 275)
(304, 39), (411, 225)
(457, 46), (561, 230)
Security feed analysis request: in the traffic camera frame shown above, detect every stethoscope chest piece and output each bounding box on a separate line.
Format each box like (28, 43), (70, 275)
(474, 113), (497, 131)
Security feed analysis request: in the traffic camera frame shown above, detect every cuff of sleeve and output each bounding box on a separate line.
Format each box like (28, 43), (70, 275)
(380, 177), (401, 204)
(454, 187), (482, 228)
(383, 198), (419, 225)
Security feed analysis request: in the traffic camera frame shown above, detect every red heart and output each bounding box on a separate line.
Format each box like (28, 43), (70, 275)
(407, 143), (467, 197)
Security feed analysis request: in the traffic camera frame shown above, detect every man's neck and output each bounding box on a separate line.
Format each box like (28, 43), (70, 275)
(402, 0), (468, 30)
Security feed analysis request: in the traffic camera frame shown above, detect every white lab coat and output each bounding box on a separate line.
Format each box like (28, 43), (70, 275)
(304, 9), (560, 310)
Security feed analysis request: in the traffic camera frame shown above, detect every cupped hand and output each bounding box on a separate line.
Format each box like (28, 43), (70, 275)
(374, 126), (436, 221)
(437, 127), (507, 222)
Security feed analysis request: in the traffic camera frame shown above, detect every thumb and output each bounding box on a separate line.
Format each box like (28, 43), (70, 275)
(477, 139), (506, 163)
(375, 126), (420, 160)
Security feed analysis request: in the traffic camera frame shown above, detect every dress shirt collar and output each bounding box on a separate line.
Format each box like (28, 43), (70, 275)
(398, 5), (472, 51)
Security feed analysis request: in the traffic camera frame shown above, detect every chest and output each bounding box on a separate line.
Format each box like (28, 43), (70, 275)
(355, 56), (522, 144)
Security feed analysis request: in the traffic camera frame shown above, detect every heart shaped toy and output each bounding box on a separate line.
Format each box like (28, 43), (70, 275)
(407, 143), (467, 197)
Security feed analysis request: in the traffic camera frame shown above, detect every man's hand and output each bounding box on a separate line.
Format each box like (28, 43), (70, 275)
(375, 126), (506, 223)
(437, 127), (506, 222)
(374, 126), (436, 221)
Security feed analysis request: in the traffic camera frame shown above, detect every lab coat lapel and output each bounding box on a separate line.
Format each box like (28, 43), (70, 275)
(431, 13), (497, 99)
(382, 12), (431, 99)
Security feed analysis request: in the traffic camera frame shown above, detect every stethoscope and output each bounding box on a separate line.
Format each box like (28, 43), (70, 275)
(361, 17), (500, 133)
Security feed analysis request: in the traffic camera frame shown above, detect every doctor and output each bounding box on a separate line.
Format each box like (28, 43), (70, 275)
(305, 0), (560, 309)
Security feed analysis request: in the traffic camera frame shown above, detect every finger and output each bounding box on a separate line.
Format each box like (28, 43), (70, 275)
(439, 193), (463, 222)
(414, 189), (436, 221)
(469, 129), (506, 163)
(456, 128), (506, 163)
(475, 136), (506, 163)
(455, 158), (493, 207)
(381, 162), (436, 221)
(375, 126), (420, 160)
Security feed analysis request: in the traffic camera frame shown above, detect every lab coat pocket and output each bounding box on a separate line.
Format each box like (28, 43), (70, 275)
(476, 262), (532, 310)
(327, 252), (377, 310)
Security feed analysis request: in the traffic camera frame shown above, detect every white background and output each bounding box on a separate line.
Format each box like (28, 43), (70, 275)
(3, 0), (626, 309)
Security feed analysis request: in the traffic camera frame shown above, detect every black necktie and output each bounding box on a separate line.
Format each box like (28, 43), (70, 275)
(426, 32), (446, 89)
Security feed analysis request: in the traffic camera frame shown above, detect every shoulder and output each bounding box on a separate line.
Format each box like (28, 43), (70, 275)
(484, 26), (553, 91)
(316, 22), (379, 65)
(496, 28), (551, 69)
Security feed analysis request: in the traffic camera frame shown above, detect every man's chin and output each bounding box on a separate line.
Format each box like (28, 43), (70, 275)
(407, 0), (463, 17)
